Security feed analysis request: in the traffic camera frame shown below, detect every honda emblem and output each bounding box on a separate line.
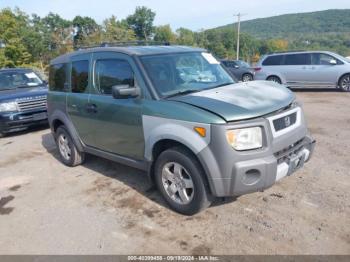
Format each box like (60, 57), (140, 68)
(284, 116), (291, 127)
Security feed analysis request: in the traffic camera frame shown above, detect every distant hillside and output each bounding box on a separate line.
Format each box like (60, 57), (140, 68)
(217, 9), (350, 39)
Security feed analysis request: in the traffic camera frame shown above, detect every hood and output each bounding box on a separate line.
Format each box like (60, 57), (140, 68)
(170, 81), (295, 122)
(0, 85), (48, 102)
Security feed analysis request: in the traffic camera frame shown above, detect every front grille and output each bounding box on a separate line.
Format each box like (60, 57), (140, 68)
(17, 95), (47, 112)
(274, 139), (304, 164)
(273, 112), (297, 131)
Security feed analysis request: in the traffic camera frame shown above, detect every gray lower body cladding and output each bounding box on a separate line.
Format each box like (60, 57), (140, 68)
(197, 115), (315, 197)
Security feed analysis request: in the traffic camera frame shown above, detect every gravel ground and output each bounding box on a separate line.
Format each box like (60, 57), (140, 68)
(0, 91), (349, 255)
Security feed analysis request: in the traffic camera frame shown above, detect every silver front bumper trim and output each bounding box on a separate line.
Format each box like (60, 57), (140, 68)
(276, 148), (310, 181)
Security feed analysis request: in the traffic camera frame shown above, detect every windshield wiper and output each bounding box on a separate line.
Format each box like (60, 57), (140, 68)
(208, 82), (234, 90)
(164, 89), (199, 99)
(0, 87), (15, 91)
(16, 84), (40, 88)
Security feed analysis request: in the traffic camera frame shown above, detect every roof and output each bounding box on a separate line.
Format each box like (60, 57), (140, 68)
(0, 67), (32, 73)
(51, 45), (206, 64)
(267, 50), (338, 56)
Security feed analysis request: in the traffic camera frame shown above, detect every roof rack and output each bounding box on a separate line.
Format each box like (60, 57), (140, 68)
(78, 41), (171, 50)
(268, 50), (307, 55)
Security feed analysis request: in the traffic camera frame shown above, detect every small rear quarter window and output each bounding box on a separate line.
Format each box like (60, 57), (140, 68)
(71, 60), (89, 93)
(49, 63), (67, 91)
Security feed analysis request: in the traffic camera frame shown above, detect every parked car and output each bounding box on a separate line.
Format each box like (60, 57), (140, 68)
(47, 45), (315, 215)
(221, 60), (254, 82)
(254, 51), (350, 91)
(0, 68), (48, 137)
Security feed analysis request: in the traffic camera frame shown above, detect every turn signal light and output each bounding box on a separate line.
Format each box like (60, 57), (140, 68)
(194, 127), (206, 137)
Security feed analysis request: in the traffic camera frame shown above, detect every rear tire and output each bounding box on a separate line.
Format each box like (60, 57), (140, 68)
(154, 146), (212, 215)
(267, 76), (282, 84)
(56, 126), (85, 167)
(242, 73), (253, 82)
(339, 74), (350, 92)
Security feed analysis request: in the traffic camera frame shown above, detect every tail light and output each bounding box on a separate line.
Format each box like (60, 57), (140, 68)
(254, 67), (262, 72)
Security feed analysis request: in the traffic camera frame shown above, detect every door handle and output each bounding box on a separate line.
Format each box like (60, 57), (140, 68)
(85, 103), (97, 113)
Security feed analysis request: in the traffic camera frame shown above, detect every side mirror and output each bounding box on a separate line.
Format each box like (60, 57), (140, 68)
(112, 85), (140, 99)
(234, 65), (240, 69)
(329, 59), (337, 65)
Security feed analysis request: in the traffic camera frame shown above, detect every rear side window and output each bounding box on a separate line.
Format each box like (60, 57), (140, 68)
(94, 59), (134, 95)
(262, 55), (283, 66)
(49, 63), (67, 91)
(71, 60), (89, 93)
(284, 54), (311, 65)
(222, 61), (236, 68)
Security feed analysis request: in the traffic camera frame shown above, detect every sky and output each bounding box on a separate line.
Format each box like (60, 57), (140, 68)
(1, 0), (350, 30)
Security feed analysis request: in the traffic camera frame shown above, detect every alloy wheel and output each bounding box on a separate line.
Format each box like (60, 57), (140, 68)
(340, 75), (350, 91)
(267, 76), (281, 84)
(58, 134), (71, 161)
(161, 162), (194, 205)
(242, 74), (253, 82)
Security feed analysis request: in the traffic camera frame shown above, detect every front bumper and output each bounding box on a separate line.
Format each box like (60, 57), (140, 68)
(0, 110), (48, 134)
(197, 107), (316, 197)
(229, 136), (315, 196)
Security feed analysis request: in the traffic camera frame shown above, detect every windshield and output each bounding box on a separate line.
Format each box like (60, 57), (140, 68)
(140, 52), (235, 98)
(0, 71), (43, 91)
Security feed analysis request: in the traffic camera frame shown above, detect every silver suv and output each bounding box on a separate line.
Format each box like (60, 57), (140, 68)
(254, 51), (350, 91)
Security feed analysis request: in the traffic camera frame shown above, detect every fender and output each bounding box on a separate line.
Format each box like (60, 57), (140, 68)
(49, 109), (84, 152)
(338, 72), (350, 87)
(266, 74), (286, 85)
(142, 115), (211, 162)
(143, 115), (221, 195)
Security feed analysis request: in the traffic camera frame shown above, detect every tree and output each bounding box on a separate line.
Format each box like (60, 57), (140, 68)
(176, 28), (195, 46)
(1, 7), (349, 72)
(100, 15), (136, 42)
(81, 16), (136, 45)
(259, 39), (289, 55)
(126, 6), (155, 40)
(41, 13), (74, 57)
(0, 8), (33, 67)
(73, 16), (99, 48)
(154, 25), (176, 43)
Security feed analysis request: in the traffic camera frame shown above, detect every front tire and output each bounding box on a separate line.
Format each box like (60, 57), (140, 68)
(339, 74), (350, 92)
(242, 73), (253, 82)
(267, 75), (282, 84)
(56, 126), (85, 167)
(154, 147), (212, 215)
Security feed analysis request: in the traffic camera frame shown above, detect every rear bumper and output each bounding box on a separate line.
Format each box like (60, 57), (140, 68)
(0, 110), (48, 134)
(254, 72), (268, 80)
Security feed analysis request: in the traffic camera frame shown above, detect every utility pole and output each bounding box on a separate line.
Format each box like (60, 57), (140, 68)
(234, 13), (246, 60)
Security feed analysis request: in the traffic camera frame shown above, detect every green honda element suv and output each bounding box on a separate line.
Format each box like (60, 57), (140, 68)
(47, 45), (315, 215)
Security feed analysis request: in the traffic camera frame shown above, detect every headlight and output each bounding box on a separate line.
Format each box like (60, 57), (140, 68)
(0, 101), (19, 112)
(226, 127), (262, 151)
